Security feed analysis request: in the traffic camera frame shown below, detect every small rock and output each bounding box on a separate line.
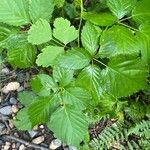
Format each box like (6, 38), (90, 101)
(32, 136), (45, 144)
(1, 68), (10, 75)
(9, 97), (17, 104)
(0, 106), (12, 115)
(12, 143), (16, 149)
(0, 123), (6, 135)
(3, 145), (10, 150)
(19, 144), (26, 150)
(49, 139), (62, 150)
(39, 125), (44, 129)
(28, 130), (38, 138)
(12, 105), (19, 113)
(17, 86), (24, 92)
(17, 73), (26, 83)
(2, 82), (20, 94)
(68, 146), (77, 150)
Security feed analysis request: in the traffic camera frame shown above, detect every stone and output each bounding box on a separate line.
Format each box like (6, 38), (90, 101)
(2, 82), (20, 94)
(28, 131), (38, 138)
(1, 68), (10, 75)
(32, 136), (45, 144)
(12, 105), (19, 113)
(49, 139), (62, 150)
(17, 86), (24, 92)
(0, 106), (12, 115)
(19, 144), (26, 150)
(9, 97), (17, 104)
(0, 123), (6, 135)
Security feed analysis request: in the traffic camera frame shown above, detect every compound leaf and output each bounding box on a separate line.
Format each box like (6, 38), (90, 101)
(31, 74), (58, 97)
(7, 40), (36, 68)
(100, 25), (139, 58)
(102, 55), (147, 98)
(81, 22), (101, 55)
(53, 17), (78, 44)
(107, 0), (137, 19)
(28, 96), (55, 126)
(132, 0), (150, 24)
(53, 66), (74, 87)
(28, 19), (52, 45)
(0, 0), (30, 26)
(56, 48), (91, 70)
(48, 106), (88, 146)
(36, 46), (64, 67)
(14, 108), (32, 130)
(62, 87), (91, 110)
(82, 12), (117, 26)
(29, 0), (54, 23)
(76, 65), (102, 104)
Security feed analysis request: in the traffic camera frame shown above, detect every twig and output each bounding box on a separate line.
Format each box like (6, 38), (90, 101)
(2, 135), (49, 150)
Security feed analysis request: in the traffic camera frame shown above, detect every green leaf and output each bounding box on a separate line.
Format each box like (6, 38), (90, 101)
(28, 96), (55, 126)
(76, 65), (102, 104)
(7, 40), (36, 68)
(102, 55), (147, 98)
(14, 108), (32, 130)
(81, 22), (101, 55)
(36, 46), (64, 67)
(82, 12), (117, 26)
(28, 19), (52, 45)
(29, 0), (54, 23)
(99, 25), (139, 58)
(132, 0), (150, 24)
(107, 0), (137, 19)
(139, 23), (150, 38)
(18, 91), (37, 107)
(48, 106), (88, 146)
(53, 66), (74, 86)
(56, 48), (91, 70)
(53, 0), (65, 8)
(53, 17), (78, 44)
(31, 74), (58, 97)
(0, 0), (30, 26)
(62, 87), (91, 110)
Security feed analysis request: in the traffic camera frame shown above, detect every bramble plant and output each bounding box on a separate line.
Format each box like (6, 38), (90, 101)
(0, 0), (150, 148)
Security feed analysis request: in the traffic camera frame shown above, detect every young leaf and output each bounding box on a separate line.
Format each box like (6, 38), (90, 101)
(76, 65), (102, 104)
(62, 87), (91, 110)
(14, 108), (32, 130)
(99, 25), (139, 58)
(18, 91), (37, 107)
(7, 42), (36, 68)
(28, 96), (55, 126)
(82, 12), (117, 26)
(81, 22), (101, 55)
(53, 67), (74, 86)
(29, 0), (54, 23)
(48, 106), (88, 146)
(53, 17), (78, 44)
(28, 19), (52, 45)
(53, 0), (65, 8)
(0, 0), (30, 26)
(56, 48), (91, 70)
(132, 0), (150, 24)
(107, 0), (137, 19)
(31, 74), (58, 96)
(102, 55), (147, 98)
(36, 46), (64, 67)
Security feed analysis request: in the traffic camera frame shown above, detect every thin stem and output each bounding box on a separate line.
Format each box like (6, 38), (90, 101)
(52, 38), (66, 47)
(78, 0), (84, 47)
(118, 22), (139, 32)
(93, 58), (107, 68)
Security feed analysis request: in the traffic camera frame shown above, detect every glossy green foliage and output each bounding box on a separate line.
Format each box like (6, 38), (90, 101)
(0, 0), (150, 148)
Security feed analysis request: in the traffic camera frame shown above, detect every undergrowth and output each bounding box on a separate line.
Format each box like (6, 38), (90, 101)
(0, 0), (150, 149)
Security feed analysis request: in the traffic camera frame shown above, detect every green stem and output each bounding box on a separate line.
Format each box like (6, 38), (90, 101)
(78, 0), (84, 47)
(52, 38), (66, 47)
(118, 22), (139, 32)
